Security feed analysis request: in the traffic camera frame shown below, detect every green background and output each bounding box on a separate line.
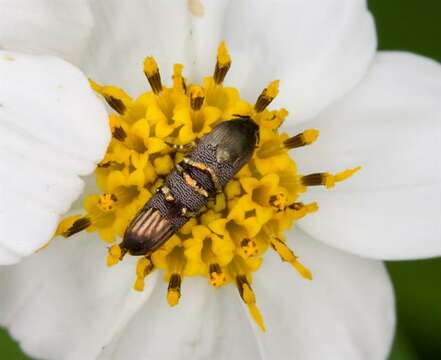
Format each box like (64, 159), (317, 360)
(1, 0), (440, 359)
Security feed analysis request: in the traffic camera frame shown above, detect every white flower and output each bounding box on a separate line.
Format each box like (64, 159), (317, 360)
(0, 0), (440, 359)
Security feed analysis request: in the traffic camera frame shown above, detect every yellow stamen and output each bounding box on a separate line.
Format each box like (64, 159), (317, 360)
(54, 215), (91, 238)
(301, 167), (361, 189)
(143, 56), (163, 94)
(271, 238), (312, 280)
(257, 128), (317, 158)
(134, 256), (154, 291)
(107, 244), (126, 267)
(302, 129), (320, 144)
(288, 202), (319, 220)
(164, 247), (186, 305)
(265, 80), (280, 99)
(201, 238), (227, 287)
(113, 127), (127, 141)
(248, 303), (266, 332)
(217, 42), (231, 67)
(236, 275), (266, 331)
(97, 193), (117, 212)
(167, 273), (182, 306)
(209, 263), (227, 287)
(134, 277), (145, 292)
(239, 238), (259, 258)
(256, 138), (286, 159)
(172, 63), (186, 91)
(189, 85), (205, 111)
(167, 289), (180, 306)
(283, 129), (320, 149)
(254, 80), (279, 112)
(241, 282), (255, 303)
(108, 115), (127, 142)
(275, 108), (289, 124)
(261, 108), (289, 130)
(269, 192), (288, 211)
(324, 166), (362, 188)
(144, 56), (159, 77)
(213, 41), (231, 84)
(89, 79), (132, 114)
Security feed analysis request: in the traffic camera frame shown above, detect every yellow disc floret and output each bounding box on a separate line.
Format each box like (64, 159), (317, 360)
(54, 42), (360, 331)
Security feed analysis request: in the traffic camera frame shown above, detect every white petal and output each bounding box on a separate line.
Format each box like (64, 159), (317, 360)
(0, 233), (158, 360)
(291, 52), (441, 259)
(101, 278), (261, 360)
(251, 229), (395, 360)
(0, 51), (110, 263)
(0, 0), (93, 65)
(300, 185), (441, 260)
(83, 0), (193, 95)
(191, 0), (376, 122)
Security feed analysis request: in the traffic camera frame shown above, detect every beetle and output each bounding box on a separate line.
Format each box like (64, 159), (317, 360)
(120, 117), (259, 256)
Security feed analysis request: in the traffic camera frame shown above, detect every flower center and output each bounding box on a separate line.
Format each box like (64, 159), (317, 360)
(55, 42), (359, 331)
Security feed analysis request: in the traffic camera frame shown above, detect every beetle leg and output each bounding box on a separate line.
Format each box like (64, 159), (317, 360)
(134, 255), (154, 291)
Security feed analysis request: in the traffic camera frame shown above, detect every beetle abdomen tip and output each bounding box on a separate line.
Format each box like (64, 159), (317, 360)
(122, 208), (174, 255)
